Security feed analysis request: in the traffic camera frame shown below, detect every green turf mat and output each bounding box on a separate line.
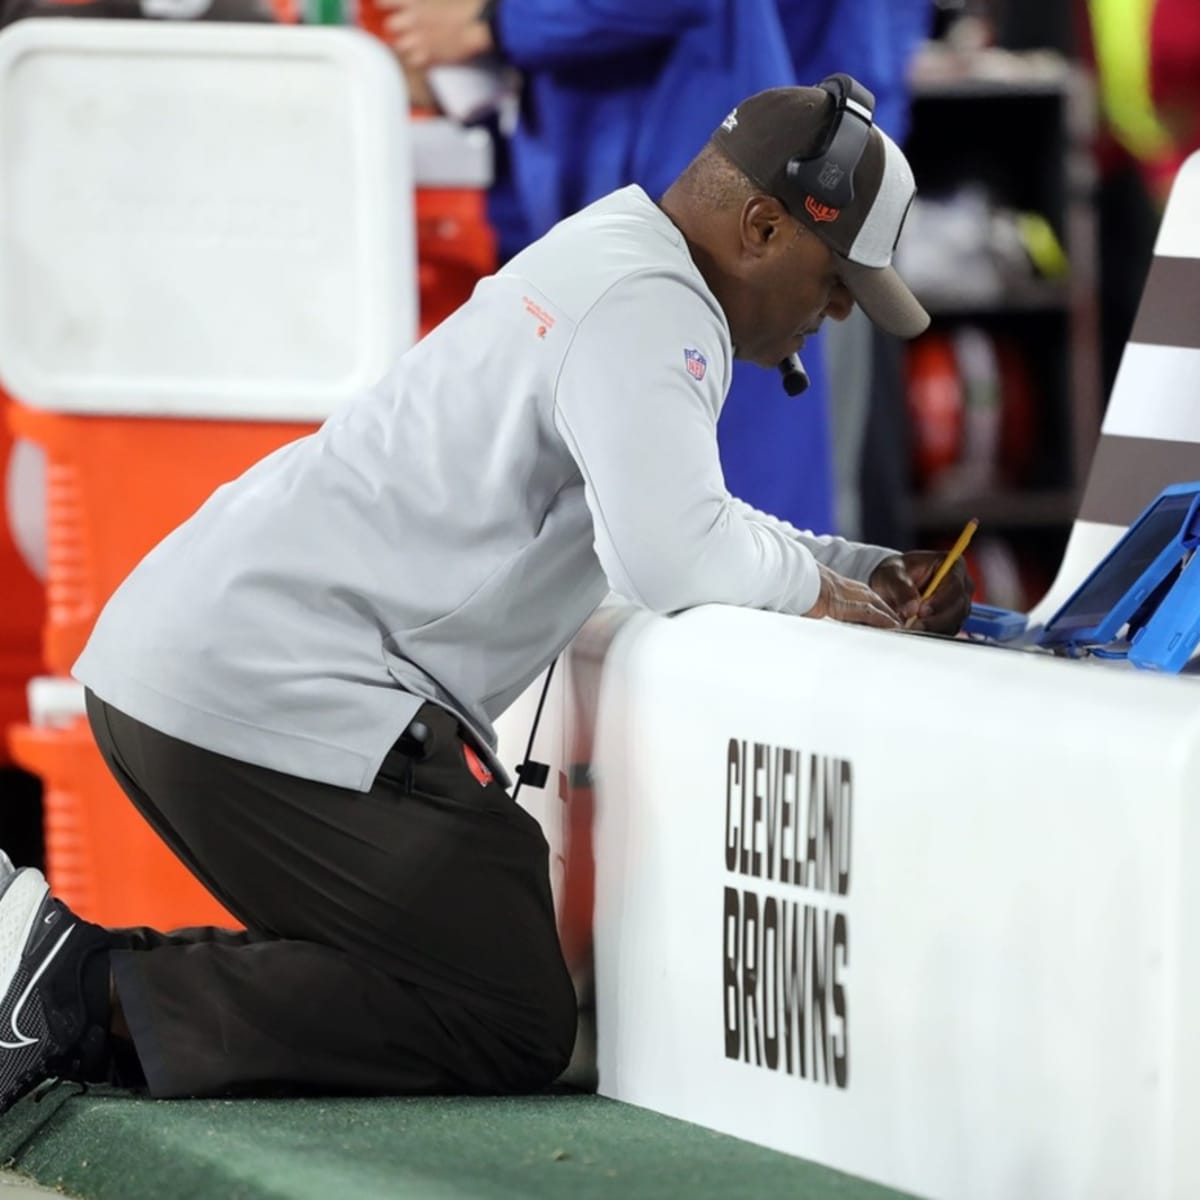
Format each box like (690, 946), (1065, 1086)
(0, 1088), (918, 1200)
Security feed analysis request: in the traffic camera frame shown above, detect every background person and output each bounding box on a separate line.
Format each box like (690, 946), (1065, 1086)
(777, 0), (933, 547)
(379, 0), (841, 533)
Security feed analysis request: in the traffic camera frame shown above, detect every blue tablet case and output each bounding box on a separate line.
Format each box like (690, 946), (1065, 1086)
(1037, 482), (1200, 669)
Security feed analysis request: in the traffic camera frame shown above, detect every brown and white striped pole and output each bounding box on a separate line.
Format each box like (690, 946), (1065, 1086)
(1033, 150), (1200, 621)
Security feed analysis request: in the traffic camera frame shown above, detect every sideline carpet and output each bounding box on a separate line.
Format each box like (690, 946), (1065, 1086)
(0, 1088), (917, 1200)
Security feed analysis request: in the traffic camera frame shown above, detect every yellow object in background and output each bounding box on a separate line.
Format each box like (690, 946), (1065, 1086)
(1088, 0), (1174, 164)
(1016, 212), (1070, 280)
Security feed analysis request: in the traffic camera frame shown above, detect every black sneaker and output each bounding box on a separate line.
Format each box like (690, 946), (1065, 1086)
(0, 862), (112, 1113)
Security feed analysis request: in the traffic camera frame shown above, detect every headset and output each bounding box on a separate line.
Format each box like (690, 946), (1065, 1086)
(787, 73), (876, 210)
(776, 73), (876, 398)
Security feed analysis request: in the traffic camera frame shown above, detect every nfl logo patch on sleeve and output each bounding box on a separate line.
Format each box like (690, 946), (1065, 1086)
(683, 348), (707, 380)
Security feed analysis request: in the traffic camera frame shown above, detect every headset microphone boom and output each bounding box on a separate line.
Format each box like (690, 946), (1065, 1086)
(778, 354), (809, 396)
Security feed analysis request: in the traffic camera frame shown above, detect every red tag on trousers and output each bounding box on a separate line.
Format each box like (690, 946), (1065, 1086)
(462, 743), (493, 787)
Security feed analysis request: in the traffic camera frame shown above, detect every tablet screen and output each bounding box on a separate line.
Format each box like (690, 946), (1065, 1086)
(1045, 492), (1195, 636)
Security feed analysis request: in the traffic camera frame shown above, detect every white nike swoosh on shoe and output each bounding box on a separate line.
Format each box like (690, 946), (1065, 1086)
(0, 870), (48, 1022)
(0, 925), (74, 1050)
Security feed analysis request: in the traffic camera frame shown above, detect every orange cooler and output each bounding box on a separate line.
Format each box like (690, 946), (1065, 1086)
(9, 679), (234, 928)
(416, 185), (497, 337)
(3, 408), (313, 930)
(410, 118), (497, 337)
(0, 394), (45, 762)
(7, 405), (315, 678)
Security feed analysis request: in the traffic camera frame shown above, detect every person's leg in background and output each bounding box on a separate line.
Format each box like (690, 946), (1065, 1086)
(825, 312), (916, 552)
(773, 0), (932, 547)
(858, 326), (915, 552)
(824, 305), (874, 540)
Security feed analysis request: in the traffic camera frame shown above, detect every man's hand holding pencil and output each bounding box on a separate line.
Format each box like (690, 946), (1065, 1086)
(869, 517), (978, 634)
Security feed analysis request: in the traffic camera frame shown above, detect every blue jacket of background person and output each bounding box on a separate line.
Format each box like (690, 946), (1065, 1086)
(776, 0), (932, 146)
(491, 0), (836, 533)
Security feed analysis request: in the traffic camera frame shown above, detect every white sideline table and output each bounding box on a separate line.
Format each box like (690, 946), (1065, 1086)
(498, 603), (1200, 1200)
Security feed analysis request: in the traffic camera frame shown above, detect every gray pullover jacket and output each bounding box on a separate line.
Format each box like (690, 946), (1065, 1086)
(74, 185), (894, 791)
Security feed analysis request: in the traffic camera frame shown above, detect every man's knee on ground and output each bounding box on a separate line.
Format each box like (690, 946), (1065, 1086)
(489, 985), (577, 1093)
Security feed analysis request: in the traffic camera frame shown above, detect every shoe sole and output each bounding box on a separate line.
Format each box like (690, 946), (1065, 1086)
(0, 870), (51, 1017)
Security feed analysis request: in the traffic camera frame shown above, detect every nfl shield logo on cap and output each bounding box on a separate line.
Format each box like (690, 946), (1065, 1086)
(684, 348), (707, 380)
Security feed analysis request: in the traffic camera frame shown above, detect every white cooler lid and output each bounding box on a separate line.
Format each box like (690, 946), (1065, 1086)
(0, 19), (416, 420)
(26, 677), (86, 728)
(411, 118), (492, 189)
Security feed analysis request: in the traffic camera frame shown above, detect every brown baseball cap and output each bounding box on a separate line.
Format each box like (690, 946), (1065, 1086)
(711, 82), (930, 338)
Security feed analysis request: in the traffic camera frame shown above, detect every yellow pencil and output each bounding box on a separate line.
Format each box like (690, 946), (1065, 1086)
(904, 517), (978, 629)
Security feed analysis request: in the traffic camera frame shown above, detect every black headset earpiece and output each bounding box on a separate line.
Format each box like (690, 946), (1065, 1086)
(784, 73), (876, 210)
